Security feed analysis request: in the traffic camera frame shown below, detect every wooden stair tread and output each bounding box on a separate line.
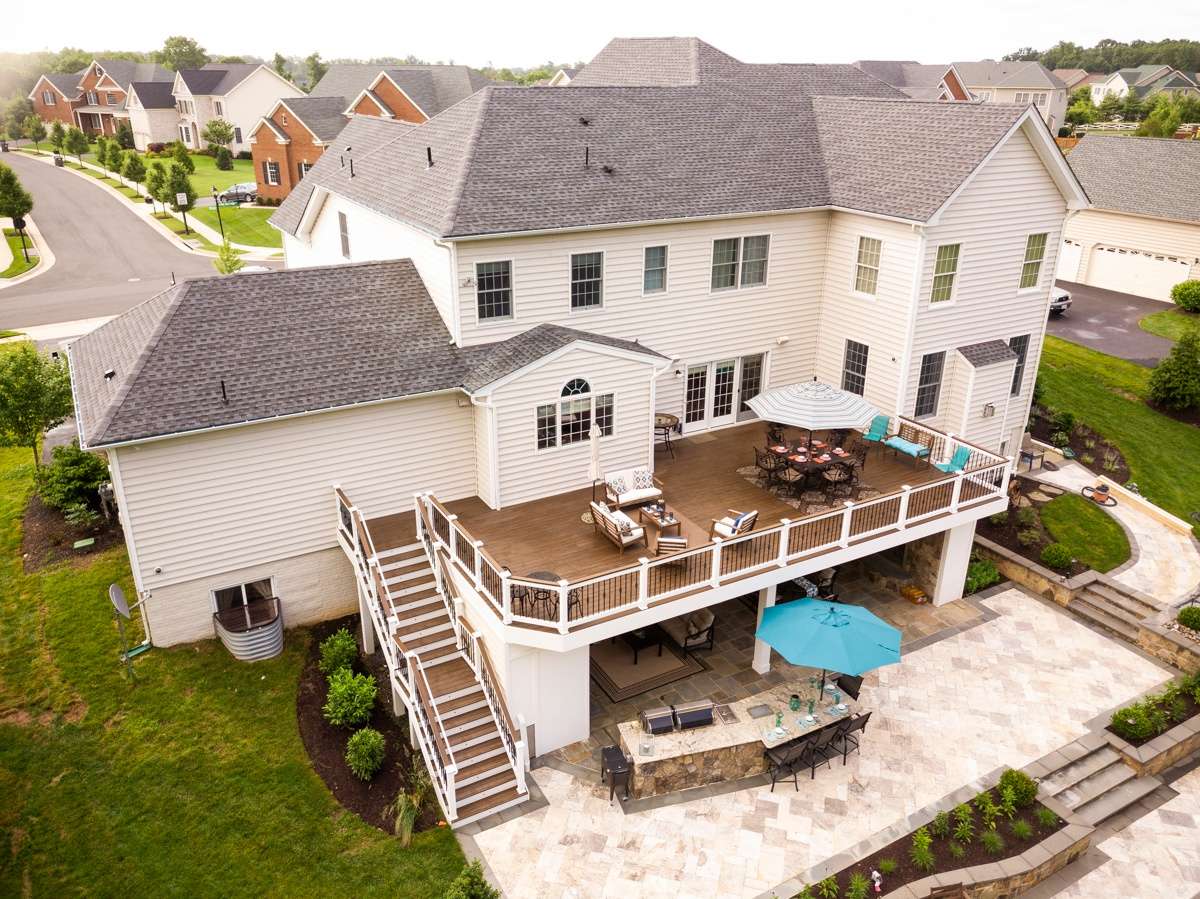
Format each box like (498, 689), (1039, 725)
(455, 786), (523, 822)
(437, 690), (485, 714)
(448, 721), (499, 747)
(457, 755), (510, 782)
(424, 658), (476, 695)
(455, 736), (504, 762)
(406, 629), (456, 651)
(395, 612), (451, 637)
(456, 769), (516, 799)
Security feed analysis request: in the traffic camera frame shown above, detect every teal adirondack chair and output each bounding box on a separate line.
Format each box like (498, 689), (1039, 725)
(934, 444), (971, 474)
(861, 414), (890, 444)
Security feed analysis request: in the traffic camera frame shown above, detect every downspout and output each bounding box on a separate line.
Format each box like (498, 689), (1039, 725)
(434, 237), (462, 346)
(895, 223), (927, 418)
(469, 393), (501, 510)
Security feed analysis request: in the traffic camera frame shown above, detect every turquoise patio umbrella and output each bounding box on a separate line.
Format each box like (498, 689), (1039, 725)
(755, 598), (901, 680)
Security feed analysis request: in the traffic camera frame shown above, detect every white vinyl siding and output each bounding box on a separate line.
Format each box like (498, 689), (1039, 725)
(1062, 208), (1200, 293)
(110, 392), (477, 593)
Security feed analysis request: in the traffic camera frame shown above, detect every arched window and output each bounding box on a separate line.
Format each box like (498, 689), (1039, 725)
(536, 378), (614, 450)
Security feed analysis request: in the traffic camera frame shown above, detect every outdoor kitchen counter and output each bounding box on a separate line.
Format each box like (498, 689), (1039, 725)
(616, 681), (855, 798)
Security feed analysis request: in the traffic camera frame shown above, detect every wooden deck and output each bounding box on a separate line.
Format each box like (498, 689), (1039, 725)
(439, 423), (952, 582)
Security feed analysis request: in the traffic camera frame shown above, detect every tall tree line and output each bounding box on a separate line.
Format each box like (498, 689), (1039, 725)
(1004, 38), (1200, 73)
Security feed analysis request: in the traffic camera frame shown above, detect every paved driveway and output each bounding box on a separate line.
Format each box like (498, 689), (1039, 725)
(0, 152), (219, 329)
(1048, 280), (1175, 367)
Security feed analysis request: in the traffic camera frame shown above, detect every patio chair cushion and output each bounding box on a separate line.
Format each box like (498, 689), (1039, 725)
(934, 444), (971, 473)
(883, 435), (929, 458)
(661, 608), (716, 648)
(611, 509), (637, 535)
(731, 510), (755, 529)
(604, 466), (663, 507)
(862, 414), (891, 442)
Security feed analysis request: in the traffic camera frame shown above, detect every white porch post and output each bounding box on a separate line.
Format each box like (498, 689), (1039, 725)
(752, 582), (778, 674)
(931, 521), (976, 606)
(359, 587), (375, 655)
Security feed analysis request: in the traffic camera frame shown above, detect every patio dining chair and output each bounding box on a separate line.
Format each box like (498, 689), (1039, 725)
(766, 732), (816, 792)
(775, 462), (805, 496)
(754, 446), (783, 484)
(767, 423), (786, 446)
(831, 711), (872, 764)
(798, 723), (841, 778)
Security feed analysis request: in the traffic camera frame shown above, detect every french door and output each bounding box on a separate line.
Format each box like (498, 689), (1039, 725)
(683, 354), (765, 432)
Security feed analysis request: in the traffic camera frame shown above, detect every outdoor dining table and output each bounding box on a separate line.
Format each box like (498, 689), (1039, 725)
(760, 693), (860, 749)
(767, 443), (854, 473)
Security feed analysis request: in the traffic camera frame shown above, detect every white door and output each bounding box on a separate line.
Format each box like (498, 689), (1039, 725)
(1087, 245), (1191, 302)
(1055, 239), (1083, 282)
(682, 356), (766, 433)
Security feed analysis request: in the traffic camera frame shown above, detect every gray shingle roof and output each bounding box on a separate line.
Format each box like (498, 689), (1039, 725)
(852, 61), (956, 99)
(957, 340), (1017, 368)
(69, 261), (662, 446)
(951, 61), (1065, 90)
(273, 86), (1027, 239)
(94, 59), (172, 89)
(130, 81), (176, 109)
(43, 72), (83, 97)
(278, 95), (350, 141)
(1067, 135), (1200, 224)
(177, 63), (263, 95)
(310, 65), (387, 101)
(310, 64), (493, 118)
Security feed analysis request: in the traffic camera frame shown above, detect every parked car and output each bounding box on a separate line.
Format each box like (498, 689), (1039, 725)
(1049, 286), (1072, 315)
(218, 183), (257, 204)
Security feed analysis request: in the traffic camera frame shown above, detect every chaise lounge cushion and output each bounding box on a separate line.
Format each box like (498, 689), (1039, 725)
(661, 608), (716, 649)
(883, 435), (929, 458)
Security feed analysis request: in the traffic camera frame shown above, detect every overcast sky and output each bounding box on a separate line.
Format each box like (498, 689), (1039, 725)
(7, 0), (1198, 67)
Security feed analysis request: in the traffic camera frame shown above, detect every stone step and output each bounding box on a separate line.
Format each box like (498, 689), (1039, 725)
(1058, 759), (1134, 810)
(1040, 746), (1121, 797)
(1074, 773), (1163, 826)
(1068, 594), (1140, 641)
(1086, 581), (1160, 619)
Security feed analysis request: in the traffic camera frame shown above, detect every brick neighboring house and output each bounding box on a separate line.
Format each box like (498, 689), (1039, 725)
(72, 59), (173, 136)
(249, 96), (352, 203)
(172, 64), (305, 155)
(28, 72), (83, 128)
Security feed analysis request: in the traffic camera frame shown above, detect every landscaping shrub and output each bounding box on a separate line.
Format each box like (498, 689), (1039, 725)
(1111, 698), (1169, 742)
(237, 150), (253, 160)
(1040, 543), (1073, 570)
(322, 668), (376, 728)
(909, 826), (935, 872)
(998, 768), (1039, 807)
(1035, 807), (1059, 830)
(1011, 819), (1033, 840)
(318, 627), (357, 676)
(1049, 430), (1071, 448)
(816, 876), (839, 898)
(930, 810), (951, 838)
(1017, 528), (1041, 547)
(37, 440), (108, 511)
(1148, 331), (1200, 411)
(953, 803), (975, 844)
(877, 858), (897, 876)
(974, 791), (1000, 830)
(215, 146), (234, 170)
(964, 556), (1000, 594)
(1178, 606), (1200, 632)
(980, 829), (1005, 855)
(947, 840), (966, 860)
(1052, 410), (1076, 434)
(444, 860), (501, 899)
(1016, 506), (1038, 528)
(1172, 279), (1200, 313)
(846, 872), (869, 899)
(987, 511), (1009, 527)
(345, 727), (386, 780)
(63, 502), (100, 527)
(146, 142), (166, 155)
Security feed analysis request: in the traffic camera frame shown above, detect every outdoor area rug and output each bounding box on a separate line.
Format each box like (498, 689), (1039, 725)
(735, 465), (881, 515)
(590, 637), (706, 703)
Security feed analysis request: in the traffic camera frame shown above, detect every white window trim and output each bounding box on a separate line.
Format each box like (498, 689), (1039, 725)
(641, 242), (670, 297)
(86, 91), (98, 106)
(841, 338), (871, 397)
(1016, 231), (1049, 294)
(850, 233), (884, 299)
(264, 160), (281, 186)
(473, 258), (516, 326)
(708, 232), (773, 295)
(567, 249), (606, 314)
(209, 576), (276, 613)
(913, 350), (946, 420)
(214, 100), (224, 116)
(532, 384), (617, 454)
(42, 90), (54, 105)
(927, 242), (964, 308)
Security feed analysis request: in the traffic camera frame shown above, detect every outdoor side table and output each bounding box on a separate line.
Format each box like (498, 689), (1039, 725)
(600, 745), (631, 802)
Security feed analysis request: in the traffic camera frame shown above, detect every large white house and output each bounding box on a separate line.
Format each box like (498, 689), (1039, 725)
(171, 63), (304, 154)
(68, 38), (1086, 827)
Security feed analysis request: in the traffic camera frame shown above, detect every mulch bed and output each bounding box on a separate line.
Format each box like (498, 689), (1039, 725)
(975, 492), (1087, 579)
(296, 615), (442, 834)
(1106, 696), (1200, 747)
(814, 796), (1065, 897)
(21, 492), (125, 573)
(1029, 413), (1131, 484)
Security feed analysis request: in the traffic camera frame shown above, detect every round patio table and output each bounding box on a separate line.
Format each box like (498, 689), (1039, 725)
(654, 412), (680, 458)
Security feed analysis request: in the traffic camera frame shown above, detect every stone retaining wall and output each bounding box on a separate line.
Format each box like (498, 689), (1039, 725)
(1106, 711), (1200, 778)
(1137, 620), (1200, 676)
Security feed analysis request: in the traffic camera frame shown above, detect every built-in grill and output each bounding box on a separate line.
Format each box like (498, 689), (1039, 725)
(673, 699), (716, 730)
(640, 706), (675, 735)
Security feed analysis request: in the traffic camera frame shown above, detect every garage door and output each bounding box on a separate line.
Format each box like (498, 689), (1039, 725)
(1087, 245), (1192, 302)
(1056, 240), (1083, 281)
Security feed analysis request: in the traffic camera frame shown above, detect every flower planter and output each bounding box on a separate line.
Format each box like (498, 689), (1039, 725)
(1106, 709), (1200, 777)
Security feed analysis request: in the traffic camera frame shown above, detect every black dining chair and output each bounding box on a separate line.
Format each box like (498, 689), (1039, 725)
(831, 711), (872, 764)
(767, 423), (787, 446)
(835, 673), (863, 700)
(766, 733), (815, 792)
(754, 446), (783, 484)
(775, 460), (806, 497)
(798, 724), (841, 778)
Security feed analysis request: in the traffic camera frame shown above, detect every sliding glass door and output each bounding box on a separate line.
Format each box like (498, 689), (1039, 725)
(682, 354), (767, 432)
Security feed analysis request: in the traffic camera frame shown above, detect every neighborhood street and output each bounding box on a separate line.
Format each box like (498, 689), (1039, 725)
(0, 151), (218, 329)
(1048, 279), (1175, 366)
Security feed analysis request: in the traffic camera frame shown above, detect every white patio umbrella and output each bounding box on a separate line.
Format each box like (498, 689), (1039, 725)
(588, 423), (602, 500)
(747, 380), (879, 450)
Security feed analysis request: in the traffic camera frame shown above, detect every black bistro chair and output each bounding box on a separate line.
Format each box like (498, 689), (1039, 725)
(754, 446), (784, 484)
(766, 732), (815, 793)
(798, 724), (842, 779)
(835, 673), (863, 701)
(831, 711), (872, 764)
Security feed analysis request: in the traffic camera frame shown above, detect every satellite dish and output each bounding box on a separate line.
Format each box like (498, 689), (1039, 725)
(109, 584), (130, 619)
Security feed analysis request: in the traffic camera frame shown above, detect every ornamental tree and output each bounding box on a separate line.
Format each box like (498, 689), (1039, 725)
(23, 115), (46, 152)
(63, 127), (88, 165)
(0, 343), (73, 469)
(171, 139), (194, 174)
(201, 117), (235, 150)
(145, 160), (167, 213)
(49, 121), (66, 152)
(123, 152), (146, 196)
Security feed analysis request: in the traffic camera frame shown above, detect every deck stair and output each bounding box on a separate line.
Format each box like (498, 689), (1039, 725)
(1032, 736), (1164, 827)
(334, 488), (530, 829)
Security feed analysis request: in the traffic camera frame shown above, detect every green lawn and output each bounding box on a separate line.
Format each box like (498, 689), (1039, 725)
(1039, 493), (1131, 572)
(1038, 336), (1200, 526)
(151, 211), (241, 257)
(2, 229), (38, 279)
(81, 145), (254, 193)
(190, 205), (283, 248)
(1140, 307), (1200, 342)
(0, 444), (465, 894)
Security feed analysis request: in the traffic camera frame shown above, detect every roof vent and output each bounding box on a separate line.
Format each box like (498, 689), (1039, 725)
(220, 379), (229, 404)
(103, 368), (115, 381)
(601, 164), (615, 175)
(579, 116), (590, 126)
(426, 146), (434, 168)
(584, 145), (590, 168)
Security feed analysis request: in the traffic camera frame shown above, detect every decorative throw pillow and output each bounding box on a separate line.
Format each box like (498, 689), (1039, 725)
(632, 467), (654, 490)
(606, 476), (627, 496)
(612, 510), (635, 535)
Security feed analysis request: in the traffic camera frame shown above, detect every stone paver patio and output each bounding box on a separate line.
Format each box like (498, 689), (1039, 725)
(1053, 766), (1200, 898)
(471, 588), (1169, 898)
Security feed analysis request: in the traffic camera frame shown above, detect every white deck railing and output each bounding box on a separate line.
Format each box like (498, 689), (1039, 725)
(418, 418), (1010, 635)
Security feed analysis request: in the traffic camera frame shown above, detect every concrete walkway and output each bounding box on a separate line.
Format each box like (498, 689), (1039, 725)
(1031, 461), (1200, 605)
(468, 588), (1167, 898)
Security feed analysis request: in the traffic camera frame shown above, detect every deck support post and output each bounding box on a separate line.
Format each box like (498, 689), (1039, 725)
(931, 521), (976, 607)
(950, 472), (964, 512)
(897, 485), (912, 525)
(839, 501), (854, 547)
(359, 586), (375, 655)
(777, 518), (791, 565)
(752, 582), (778, 674)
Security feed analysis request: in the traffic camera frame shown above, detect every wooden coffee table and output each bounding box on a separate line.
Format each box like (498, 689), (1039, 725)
(639, 505), (682, 554)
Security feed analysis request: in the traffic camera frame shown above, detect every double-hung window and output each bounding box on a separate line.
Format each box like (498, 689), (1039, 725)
(86, 91), (98, 106)
(298, 161), (312, 180)
(535, 379), (614, 450)
(854, 236), (882, 295)
(42, 90), (54, 105)
(570, 252), (603, 309)
(914, 352), (945, 417)
(263, 160), (281, 186)
(930, 244), (960, 303)
(711, 235), (769, 290)
(338, 211), (350, 258)
(842, 340), (869, 396)
(476, 261), (512, 320)
(214, 100), (224, 116)
(643, 245), (667, 294)
(106, 92), (117, 105)
(233, 127), (243, 144)
(1018, 233), (1047, 289)
(1015, 92), (1030, 104)
(1009, 334), (1030, 396)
